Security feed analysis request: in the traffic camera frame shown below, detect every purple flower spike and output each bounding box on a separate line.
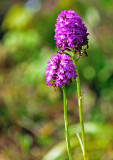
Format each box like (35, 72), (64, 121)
(54, 10), (89, 53)
(45, 53), (77, 88)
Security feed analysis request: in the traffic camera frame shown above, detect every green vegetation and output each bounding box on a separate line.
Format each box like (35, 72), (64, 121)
(0, 0), (113, 159)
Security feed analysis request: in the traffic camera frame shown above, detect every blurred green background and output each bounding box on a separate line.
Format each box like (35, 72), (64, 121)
(0, 0), (113, 160)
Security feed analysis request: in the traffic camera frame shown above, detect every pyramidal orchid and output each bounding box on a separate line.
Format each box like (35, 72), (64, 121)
(45, 9), (89, 160)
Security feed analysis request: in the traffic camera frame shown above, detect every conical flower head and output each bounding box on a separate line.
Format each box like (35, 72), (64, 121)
(54, 10), (89, 53)
(45, 53), (77, 88)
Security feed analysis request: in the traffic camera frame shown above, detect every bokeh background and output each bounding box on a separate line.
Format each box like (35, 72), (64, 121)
(0, 0), (113, 160)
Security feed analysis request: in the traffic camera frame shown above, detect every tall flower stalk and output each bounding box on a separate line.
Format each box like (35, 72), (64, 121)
(62, 86), (72, 160)
(72, 53), (87, 160)
(54, 10), (89, 159)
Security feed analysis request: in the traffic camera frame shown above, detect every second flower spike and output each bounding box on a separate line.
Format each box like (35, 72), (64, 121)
(45, 53), (77, 88)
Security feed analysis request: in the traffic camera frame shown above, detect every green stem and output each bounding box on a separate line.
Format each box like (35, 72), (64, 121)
(72, 55), (87, 160)
(62, 86), (72, 160)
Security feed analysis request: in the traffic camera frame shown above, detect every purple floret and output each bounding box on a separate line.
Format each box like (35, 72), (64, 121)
(45, 53), (77, 88)
(54, 10), (89, 53)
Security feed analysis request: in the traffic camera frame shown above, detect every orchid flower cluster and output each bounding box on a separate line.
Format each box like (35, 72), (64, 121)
(45, 53), (77, 88)
(45, 10), (89, 88)
(55, 10), (89, 53)
(45, 10), (89, 160)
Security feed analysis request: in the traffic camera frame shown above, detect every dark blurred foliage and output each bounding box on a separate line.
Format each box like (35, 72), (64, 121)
(0, 0), (113, 160)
